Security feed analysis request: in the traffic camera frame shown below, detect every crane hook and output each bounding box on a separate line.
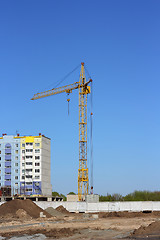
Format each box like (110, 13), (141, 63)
(67, 98), (70, 115)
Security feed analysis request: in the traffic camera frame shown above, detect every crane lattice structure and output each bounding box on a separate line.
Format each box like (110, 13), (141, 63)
(31, 63), (92, 201)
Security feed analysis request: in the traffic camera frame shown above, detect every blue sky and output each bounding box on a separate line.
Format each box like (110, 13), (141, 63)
(0, 0), (160, 196)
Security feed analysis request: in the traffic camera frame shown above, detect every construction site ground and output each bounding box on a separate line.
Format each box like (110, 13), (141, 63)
(0, 200), (160, 239)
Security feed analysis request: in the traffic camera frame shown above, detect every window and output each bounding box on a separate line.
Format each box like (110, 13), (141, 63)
(22, 176), (25, 179)
(22, 169), (25, 173)
(35, 176), (40, 179)
(0, 164), (1, 167)
(26, 149), (33, 152)
(35, 169), (40, 173)
(0, 151), (1, 154)
(26, 182), (32, 185)
(35, 149), (40, 153)
(35, 156), (40, 160)
(0, 144), (1, 147)
(22, 150), (25, 153)
(15, 176), (18, 180)
(5, 145), (11, 149)
(26, 142), (33, 146)
(26, 175), (32, 178)
(35, 182), (39, 186)
(35, 143), (40, 147)
(26, 156), (32, 159)
(35, 189), (40, 193)
(15, 163), (18, 167)
(15, 183), (18, 187)
(26, 169), (32, 172)
(5, 159), (11, 162)
(22, 163), (25, 166)
(35, 162), (40, 166)
(15, 144), (18, 147)
(0, 157), (1, 160)
(26, 188), (32, 192)
(26, 162), (32, 165)
(15, 169), (18, 173)
(22, 156), (25, 160)
(22, 143), (25, 147)
(5, 153), (11, 155)
(15, 156), (18, 160)
(15, 150), (18, 154)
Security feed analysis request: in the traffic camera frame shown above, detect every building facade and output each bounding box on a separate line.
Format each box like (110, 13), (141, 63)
(0, 134), (52, 196)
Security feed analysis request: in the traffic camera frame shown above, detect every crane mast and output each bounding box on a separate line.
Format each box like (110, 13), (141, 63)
(31, 63), (92, 201)
(78, 63), (89, 200)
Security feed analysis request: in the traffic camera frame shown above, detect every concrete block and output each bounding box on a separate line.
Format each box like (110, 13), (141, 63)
(40, 212), (46, 218)
(86, 194), (99, 203)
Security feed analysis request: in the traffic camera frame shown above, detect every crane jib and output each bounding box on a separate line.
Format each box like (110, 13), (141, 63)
(31, 80), (92, 100)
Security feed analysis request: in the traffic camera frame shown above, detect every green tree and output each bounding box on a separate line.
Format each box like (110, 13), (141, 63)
(68, 192), (76, 195)
(60, 193), (67, 201)
(52, 191), (60, 197)
(52, 192), (67, 201)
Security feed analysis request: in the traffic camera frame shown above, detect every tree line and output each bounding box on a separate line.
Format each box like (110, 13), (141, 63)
(53, 191), (160, 201)
(99, 191), (160, 201)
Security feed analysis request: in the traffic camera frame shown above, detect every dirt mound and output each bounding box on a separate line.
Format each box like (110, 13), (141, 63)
(99, 211), (160, 218)
(0, 199), (52, 219)
(131, 221), (160, 238)
(45, 207), (64, 217)
(56, 205), (70, 214)
(99, 211), (143, 218)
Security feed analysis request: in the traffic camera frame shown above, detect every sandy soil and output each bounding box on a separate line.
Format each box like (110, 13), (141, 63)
(0, 200), (160, 239)
(0, 214), (157, 239)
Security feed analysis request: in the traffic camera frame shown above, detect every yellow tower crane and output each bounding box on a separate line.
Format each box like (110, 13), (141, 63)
(31, 62), (92, 201)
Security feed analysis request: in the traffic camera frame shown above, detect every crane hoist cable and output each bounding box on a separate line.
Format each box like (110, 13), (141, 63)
(37, 64), (81, 94)
(54, 64), (81, 89)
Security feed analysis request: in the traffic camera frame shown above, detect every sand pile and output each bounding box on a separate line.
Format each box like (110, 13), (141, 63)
(131, 221), (160, 238)
(16, 209), (32, 220)
(56, 205), (70, 214)
(45, 207), (64, 217)
(0, 199), (52, 219)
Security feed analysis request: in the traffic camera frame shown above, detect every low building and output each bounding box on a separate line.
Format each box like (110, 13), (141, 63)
(0, 134), (52, 196)
(67, 194), (99, 202)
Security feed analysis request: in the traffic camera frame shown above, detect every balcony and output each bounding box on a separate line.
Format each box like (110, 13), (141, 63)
(5, 181), (11, 186)
(5, 149), (11, 154)
(5, 162), (11, 167)
(5, 174), (11, 179)
(5, 167), (11, 173)
(5, 155), (11, 161)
